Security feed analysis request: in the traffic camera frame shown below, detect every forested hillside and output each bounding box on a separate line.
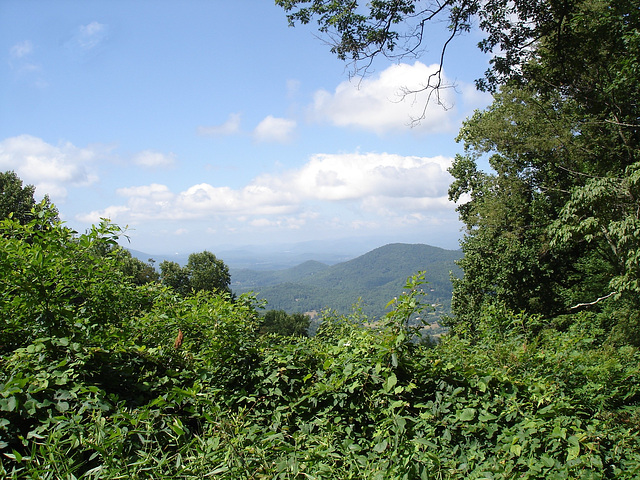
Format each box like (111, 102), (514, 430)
(2, 0), (640, 478)
(232, 244), (462, 321)
(231, 259), (331, 290)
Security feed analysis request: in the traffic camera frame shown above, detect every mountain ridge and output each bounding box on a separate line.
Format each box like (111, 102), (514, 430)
(232, 243), (462, 320)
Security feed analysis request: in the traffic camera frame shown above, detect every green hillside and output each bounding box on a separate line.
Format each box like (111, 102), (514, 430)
(232, 243), (462, 320)
(231, 260), (330, 290)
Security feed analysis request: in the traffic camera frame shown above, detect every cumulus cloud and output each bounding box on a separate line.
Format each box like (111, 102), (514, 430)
(197, 113), (242, 137)
(253, 116), (296, 143)
(259, 152), (453, 204)
(0, 135), (99, 199)
(310, 62), (460, 134)
(77, 151), (455, 229)
(132, 150), (176, 168)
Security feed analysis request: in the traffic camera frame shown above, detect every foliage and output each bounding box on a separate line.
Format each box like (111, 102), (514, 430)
(2, 0), (640, 473)
(0, 170), (58, 227)
(2, 227), (638, 478)
(0, 171), (36, 223)
(90, 243), (160, 286)
(159, 260), (191, 295)
(275, 0), (606, 92)
(259, 310), (311, 337)
(443, 0), (640, 342)
(0, 211), (150, 352)
(551, 162), (640, 301)
(160, 250), (231, 296)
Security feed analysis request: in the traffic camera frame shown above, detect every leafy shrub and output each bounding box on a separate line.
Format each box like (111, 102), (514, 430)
(1, 216), (639, 478)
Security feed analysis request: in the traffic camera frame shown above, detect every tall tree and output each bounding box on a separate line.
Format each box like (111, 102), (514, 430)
(447, 0), (640, 335)
(160, 260), (192, 295)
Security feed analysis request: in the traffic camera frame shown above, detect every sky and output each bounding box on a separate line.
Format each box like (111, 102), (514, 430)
(0, 0), (492, 256)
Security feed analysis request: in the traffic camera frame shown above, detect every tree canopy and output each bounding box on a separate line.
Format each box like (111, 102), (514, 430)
(160, 250), (231, 296)
(275, 0), (617, 93)
(0, 170), (58, 226)
(446, 0), (639, 340)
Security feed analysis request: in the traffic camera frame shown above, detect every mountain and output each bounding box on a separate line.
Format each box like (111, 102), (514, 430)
(231, 243), (462, 321)
(232, 260), (330, 290)
(128, 240), (363, 270)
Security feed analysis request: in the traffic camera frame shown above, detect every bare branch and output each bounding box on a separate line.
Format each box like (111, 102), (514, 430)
(569, 291), (617, 310)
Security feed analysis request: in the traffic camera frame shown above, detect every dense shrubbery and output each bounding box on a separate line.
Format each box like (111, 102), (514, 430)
(1, 214), (639, 478)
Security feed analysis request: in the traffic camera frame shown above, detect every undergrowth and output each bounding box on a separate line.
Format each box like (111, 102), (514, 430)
(1, 215), (639, 478)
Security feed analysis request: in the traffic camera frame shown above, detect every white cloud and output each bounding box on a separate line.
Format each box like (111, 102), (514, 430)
(253, 116), (296, 143)
(10, 40), (33, 59)
(197, 113), (242, 137)
(78, 151), (455, 229)
(8, 40), (45, 86)
(261, 152), (453, 203)
(132, 150), (176, 168)
(63, 21), (109, 60)
(176, 183), (297, 216)
(77, 205), (129, 223)
(77, 21), (108, 50)
(310, 62), (460, 134)
(0, 135), (99, 199)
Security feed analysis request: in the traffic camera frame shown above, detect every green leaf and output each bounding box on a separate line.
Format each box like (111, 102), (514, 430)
(478, 411), (497, 422)
(458, 408), (476, 422)
(384, 373), (397, 393)
(0, 396), (17, 412)
(541, 455), (555, 468)
(510, 443), (522, 457)
(373, 440), (388, 453)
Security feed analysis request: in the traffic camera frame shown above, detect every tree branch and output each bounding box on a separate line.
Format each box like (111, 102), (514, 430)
(569, 291), (617, 310)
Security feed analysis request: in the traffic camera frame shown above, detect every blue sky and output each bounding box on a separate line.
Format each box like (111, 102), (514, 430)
(1, 0), (492, 255)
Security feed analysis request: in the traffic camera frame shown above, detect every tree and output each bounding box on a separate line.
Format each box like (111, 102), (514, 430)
(187, 250), (231, 295)
(445, 86), (601, 331)
(160, 251), (231, 296)
(111, 247), (160, 285)
(160, 260), (191, 295)
(445, 0), (639, 336)
(0, 212), (146, 349)
(0, 170), (35, 221)
(259, 310), (311, 337)
(0, 170), (58, 226)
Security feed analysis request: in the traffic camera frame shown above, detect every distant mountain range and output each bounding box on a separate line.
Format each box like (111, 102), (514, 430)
(128, 237), (372, 270)
(231, 243), (462, 322)
(129, 242), (463, 324)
